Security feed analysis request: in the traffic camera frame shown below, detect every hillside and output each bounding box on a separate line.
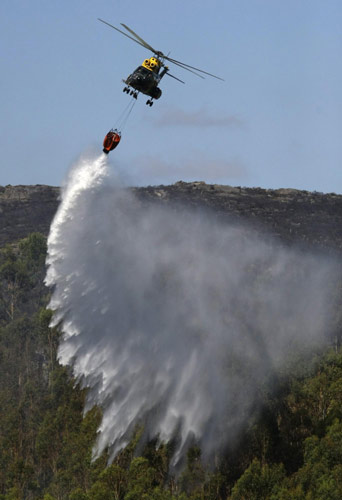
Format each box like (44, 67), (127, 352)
(0, 181), (342, 500)
(1, 183), (342, 252)
(0, 185), (59, 247)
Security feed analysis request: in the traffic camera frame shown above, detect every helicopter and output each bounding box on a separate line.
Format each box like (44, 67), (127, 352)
(98, 19), (224, 106)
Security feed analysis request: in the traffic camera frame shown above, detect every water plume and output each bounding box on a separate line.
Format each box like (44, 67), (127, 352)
(46, 153), (336, 466)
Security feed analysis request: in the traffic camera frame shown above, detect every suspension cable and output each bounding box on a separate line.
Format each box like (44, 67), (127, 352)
(115, 97), (137, 131)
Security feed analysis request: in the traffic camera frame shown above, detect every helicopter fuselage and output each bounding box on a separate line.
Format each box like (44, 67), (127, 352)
(98, 18), (224, 105)
(122, 57), (169, 104)
(124, 65), (162, 99)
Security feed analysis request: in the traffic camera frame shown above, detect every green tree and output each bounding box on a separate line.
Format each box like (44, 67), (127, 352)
(89, 464), (127, 500)
(124, 457), (159, 500)
(230, 459), (286, 500)
(179, 446), (206, 500)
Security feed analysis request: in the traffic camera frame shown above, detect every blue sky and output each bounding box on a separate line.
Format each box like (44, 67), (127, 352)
(1, 0), (342, 192)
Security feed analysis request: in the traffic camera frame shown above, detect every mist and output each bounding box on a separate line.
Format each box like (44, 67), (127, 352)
(46, 152), (336, 467)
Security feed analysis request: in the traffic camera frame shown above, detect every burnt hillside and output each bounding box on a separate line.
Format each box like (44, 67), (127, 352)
(1, 182), (341, 252)
(0, 185), (59, 247)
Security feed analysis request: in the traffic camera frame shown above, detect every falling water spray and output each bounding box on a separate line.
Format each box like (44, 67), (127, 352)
(46, 153), (336, 466)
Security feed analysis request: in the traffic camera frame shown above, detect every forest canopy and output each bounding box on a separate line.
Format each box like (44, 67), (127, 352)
(0, 233), (341, 500)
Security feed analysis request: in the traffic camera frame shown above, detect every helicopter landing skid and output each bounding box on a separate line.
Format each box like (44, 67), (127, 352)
(146, 99), (154, 106)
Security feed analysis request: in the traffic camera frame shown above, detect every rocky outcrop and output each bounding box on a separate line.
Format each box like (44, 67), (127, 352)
(0, 182), (341, 253)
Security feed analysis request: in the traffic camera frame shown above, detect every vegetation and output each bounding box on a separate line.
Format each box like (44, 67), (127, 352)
(0, 233), (342, 499)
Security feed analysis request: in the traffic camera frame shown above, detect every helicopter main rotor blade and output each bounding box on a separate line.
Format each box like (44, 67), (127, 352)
(165, 56), (224, 81)
(166, 73), (185, 84)
(98, 18), (149, 51)
(98, 18), (224, 81)
(168, 59), (205, 79)
(120, 23), (159, 54)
